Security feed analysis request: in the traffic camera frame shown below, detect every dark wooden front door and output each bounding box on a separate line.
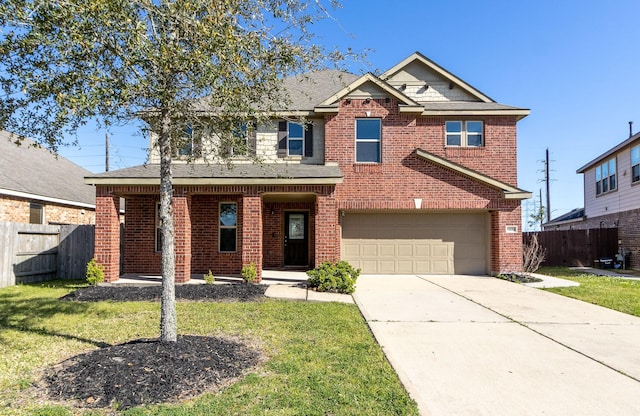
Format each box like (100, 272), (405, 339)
(284, 212), (308, 266)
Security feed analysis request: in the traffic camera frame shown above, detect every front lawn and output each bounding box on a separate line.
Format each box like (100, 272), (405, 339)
(538, 266), (640, 317)
(0, 281), (418, 415)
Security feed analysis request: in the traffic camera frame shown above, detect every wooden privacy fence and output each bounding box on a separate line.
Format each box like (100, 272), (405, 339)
(523, 228), (618, 268)
(0, 222), (95, 288)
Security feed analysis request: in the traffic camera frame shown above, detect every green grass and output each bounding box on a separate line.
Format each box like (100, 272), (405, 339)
(538, 266), (640, 317)
(0, 281), (418, 415)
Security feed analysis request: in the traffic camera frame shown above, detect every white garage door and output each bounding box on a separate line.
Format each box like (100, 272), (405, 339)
(341, 213), (488, 275)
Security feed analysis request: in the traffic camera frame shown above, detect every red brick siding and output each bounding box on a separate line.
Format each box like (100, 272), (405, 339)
(242, 194), (263, 281)
(173, 193), (192, 283)
(262, 201), (317, 268)
(325, 98), (524, 272)
(315, 194), (339, 263)
(94, 189), (120, 282)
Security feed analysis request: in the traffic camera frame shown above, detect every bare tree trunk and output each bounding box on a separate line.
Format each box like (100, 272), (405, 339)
(159, 109), (177, 342)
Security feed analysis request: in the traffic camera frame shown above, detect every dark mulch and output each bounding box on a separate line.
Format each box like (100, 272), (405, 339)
(60, 283), (267, 302)
(496, 273), (543, 284)
(45, 335), (263, 410)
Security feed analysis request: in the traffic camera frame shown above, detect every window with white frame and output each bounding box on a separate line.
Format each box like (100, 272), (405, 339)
(288, 122), (304, 156)
(176, 125), (196, 156)
(445, 121), (483, 147)
(356, 118), (381, 163)
(219, 202), (237, 252)
(632, 145), (639, 183)
(595, 158), (616, 195)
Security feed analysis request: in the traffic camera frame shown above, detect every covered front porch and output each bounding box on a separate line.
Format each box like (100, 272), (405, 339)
(87, 163), (343, 283)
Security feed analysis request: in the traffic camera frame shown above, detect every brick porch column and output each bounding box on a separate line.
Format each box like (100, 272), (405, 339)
(95, 187), (120, 282)
(173, 192), (192, 283)
(315, 193), (339, 265)
(490, 206), (523, 274)
(242, 194), (263, 282)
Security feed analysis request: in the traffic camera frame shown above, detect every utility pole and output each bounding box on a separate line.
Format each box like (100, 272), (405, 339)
(105, 132), (109, 172)
(545, 148), (551, 222)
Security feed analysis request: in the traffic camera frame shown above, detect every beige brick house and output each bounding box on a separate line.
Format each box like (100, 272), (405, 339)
(86, 52), (531, 282)
(0, 130), (96, 225)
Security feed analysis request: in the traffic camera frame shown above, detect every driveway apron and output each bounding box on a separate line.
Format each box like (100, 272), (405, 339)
(354, 275), (640, 416)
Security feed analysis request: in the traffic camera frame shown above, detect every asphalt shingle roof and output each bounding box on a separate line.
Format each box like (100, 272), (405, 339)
(86, 163), (342, 181)
(0, 131), (96, 206)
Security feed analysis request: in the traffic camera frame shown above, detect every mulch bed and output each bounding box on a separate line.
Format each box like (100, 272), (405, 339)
(60, 283), (267, 302)
(43, 284), (268, 410)
(497, 273), (543, 284)
(45, 335), (263, 410)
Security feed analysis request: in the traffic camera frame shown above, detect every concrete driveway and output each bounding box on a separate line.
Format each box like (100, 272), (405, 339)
(354, 275), (640, 416)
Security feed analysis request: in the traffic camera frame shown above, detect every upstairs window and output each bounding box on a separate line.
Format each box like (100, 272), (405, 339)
(356, 119), (381, 163)
(595, 158), (616, 195)
(632, 145), (639, 183)
(288, 122), (304, 156)
(446, 121), (483, 147)
(176, 125), (198, 157)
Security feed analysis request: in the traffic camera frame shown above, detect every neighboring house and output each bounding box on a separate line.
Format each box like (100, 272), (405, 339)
(0, 130), (96, 225)
(545, 132), (640, 269)
(86, 52), (531, 282)
(542, 208), (585, 230)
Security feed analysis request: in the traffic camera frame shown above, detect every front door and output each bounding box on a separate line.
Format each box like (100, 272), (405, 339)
(284, 212), (308, 266)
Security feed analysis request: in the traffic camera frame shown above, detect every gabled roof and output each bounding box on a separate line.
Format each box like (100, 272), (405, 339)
(577, 132), (640, 173)
(381, 51), (495, 103)
(315, 73), (423, 113)
(85, 163), (343, 186)
(0, 131), (95, 208)
(282, 70), (360, 112)
(415, 148), (532, 200)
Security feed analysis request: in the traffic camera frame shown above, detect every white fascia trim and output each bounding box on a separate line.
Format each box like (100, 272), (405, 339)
(0, 188), (95, 209)
(421, 109), (531, 119)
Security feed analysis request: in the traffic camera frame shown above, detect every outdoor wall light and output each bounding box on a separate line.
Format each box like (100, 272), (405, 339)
(385, 97), (390, 103)
(345, 98), (351, 104)
(270, 208), (275, 215)
(449, 82), (454, 90)
(424, 83), (429, 90)
(364, 97), (371, 104)
(400, 83), (407, 90)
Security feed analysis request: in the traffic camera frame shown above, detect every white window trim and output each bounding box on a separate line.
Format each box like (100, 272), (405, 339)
(445, 120), (484, 147)
(595, 157), (617, 196)
(355, 118), (382, 163)
(631, 145), (640, 184)
(287, 122), (304, 156)
(219, 201), (237, 253)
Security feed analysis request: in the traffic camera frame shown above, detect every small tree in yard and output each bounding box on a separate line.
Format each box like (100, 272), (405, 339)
(523, 233), (546, 273)
(0, 0), (356, 342)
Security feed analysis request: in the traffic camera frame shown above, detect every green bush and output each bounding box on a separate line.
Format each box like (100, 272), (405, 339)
(85, 258), (104, 285)
(306, 261), (360, 294)
(241, 263), (257, 283)
(204, 270), (215, 284)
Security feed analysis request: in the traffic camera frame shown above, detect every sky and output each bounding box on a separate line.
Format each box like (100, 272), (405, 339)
(56, 0), (640, 231)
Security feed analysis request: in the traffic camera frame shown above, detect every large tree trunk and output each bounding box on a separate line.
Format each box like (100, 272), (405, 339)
(159, 109), (177, 342)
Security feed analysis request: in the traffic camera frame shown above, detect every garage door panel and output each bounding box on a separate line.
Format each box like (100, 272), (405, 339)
(341, 213), (488, 275)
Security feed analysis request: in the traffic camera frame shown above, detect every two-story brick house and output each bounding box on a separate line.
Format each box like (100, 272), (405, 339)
(544, 132), (640, 269)
(86, 52), (531, 282)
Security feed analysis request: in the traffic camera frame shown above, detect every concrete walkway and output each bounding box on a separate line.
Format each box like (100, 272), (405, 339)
(354, 275), (640, 416)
